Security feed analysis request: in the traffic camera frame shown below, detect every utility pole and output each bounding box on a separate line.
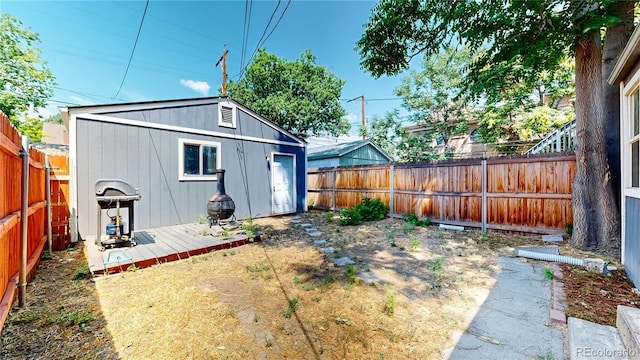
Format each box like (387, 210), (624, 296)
(216, 45), (228, 96)
(347, 95), (366, 139)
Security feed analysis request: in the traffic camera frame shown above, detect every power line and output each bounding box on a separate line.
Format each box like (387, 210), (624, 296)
(114, 0), (150, 99)
(241, 0), (280, 79)
(239, 0), (253, 78)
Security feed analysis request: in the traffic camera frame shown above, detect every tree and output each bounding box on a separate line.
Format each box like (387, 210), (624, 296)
(44, 113), (63, 124)
(0, 14), (56, 124)
(359, 110), (404, 159)
(15, 115), (43, 143)
(357, 0), (635, 256)
(227, 49), (349, 139)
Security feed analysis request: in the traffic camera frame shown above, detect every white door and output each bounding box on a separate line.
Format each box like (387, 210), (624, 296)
(272, 154), (295, 214)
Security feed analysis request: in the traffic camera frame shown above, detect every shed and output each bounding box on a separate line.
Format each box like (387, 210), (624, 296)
(307, 139), (392, 168)
(61, 97), (307, 242)
(608, 25), (640, 287)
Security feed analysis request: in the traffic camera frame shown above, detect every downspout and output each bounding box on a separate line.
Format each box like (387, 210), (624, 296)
(18, 136), (29, 307)
(45, 155), (52, 254)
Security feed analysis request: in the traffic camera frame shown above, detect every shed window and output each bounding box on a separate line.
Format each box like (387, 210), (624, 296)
(218, 102), (237, 129)
(179, 138), (221, 181)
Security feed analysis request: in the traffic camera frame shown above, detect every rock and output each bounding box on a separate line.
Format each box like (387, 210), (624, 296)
(313, 240), (327, 245)
(541, 234), (564, 243)
(333, 257), (355, 266)
(584, 258), (607, 274)
(309, 232), (323, 237)
(321, 247), (335, 254)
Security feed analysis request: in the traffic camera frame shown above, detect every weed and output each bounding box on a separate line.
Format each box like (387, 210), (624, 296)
(565, 223), (573, 236)
(283, 297), (299, 318)
(402, 222), (416, 234)
(246, 263), (272, 280)
(390, 240), (397, 247)
(241, 217), (258, 240)
(409, 236), (420, 252)
(425, 257), (447, 288)
(254, 314), (260, 322)
(339, 197), (388, 226)
(220, 228), (231, 238)
(9, 311), (39, 324)
(197, 214), (206, 224)
(302, 283), (316, 291)
(293, 275), (301, 284)
(41, 251), (52, 260)
(265, 337), (273, 348)
(325, 212), (333, 222)
(49, 310), (94, 326)
(345, 264), (358, 284)
(542, 267), (554, 280)
(385, 229), (396, 241)
(402, 213), (431, 227)
(72, 262), (89, 280)
(126, 264), (139, 272)
(383, 289), (397, 316)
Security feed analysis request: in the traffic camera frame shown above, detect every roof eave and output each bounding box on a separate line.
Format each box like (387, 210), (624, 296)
(608, 25), (640, 85)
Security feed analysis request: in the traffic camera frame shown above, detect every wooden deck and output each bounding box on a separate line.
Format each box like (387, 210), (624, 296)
(86, 223), (260, 275)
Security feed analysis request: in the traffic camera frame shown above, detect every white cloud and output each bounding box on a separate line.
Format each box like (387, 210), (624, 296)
(180, 79), (210, 96)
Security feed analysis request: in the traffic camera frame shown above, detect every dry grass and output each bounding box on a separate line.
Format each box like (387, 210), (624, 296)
(2, 209), (585, 359)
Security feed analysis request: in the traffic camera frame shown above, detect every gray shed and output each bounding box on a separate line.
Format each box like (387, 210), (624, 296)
(62, 97), (306, 242)
(308, 139), (392, 168)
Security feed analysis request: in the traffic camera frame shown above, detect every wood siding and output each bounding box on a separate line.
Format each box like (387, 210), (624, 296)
(308, 153), (576, 234)
(73, 99), (306, 239)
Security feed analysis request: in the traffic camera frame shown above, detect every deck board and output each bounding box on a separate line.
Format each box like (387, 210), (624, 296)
(86, 223), (261, 275)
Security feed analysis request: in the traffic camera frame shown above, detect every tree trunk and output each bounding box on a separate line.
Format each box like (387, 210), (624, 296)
(571, 30), (621, 257)
(601, 1), (634, 214)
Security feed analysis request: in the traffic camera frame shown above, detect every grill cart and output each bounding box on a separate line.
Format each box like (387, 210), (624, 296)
(95, 179), (141, 251)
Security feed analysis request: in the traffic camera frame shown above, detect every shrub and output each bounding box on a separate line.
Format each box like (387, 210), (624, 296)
(402, 213), (431, 227)
(339, 197), (388, 226)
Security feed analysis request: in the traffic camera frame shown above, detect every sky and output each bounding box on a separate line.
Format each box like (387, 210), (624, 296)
(1, 0), (417, 145)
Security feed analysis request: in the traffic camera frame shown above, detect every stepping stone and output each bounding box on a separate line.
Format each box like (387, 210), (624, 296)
(304, 227), (318, 232)
(300, 223), (313, 228)
(292, 216), (302, 220)
(515, 245), (559, 255)
(542, 234), (563, 243)
(291, 219), (302, 224)
(313, 240), (327, 245)
(309, 232), (323, 237)
(359, 271), (384, 285)
(333, 257), (355, 267)
(321, 247), (335, 254)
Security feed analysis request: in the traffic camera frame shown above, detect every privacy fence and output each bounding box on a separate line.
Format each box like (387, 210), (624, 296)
(308, 152), (576, 235)
(0, 111), (70, 332)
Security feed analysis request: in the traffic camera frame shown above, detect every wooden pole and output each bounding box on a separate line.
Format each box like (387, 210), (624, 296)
(361, 95), (366, 139)
(332, 167), (337, 212)
(481, 159), (487, 232)
(19, 136), (29, 307)
(216, 46), (229, 96)
(389, 164), (394, 218)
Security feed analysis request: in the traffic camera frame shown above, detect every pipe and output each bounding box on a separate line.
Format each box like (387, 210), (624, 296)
(45, 155), (52, 254)
(515, 249), (584, 266)
(19, 135), (29, 307)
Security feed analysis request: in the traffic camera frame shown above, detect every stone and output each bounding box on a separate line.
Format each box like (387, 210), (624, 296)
(514, 245), (559, 255)
(584, 258), (607, 273)
(542, 234), (564, 243)
(304, 227), (318, 232)
(291, 219), (302, 224)
(321, 247), (335, 254)
(333, 257), (355, 266)
(309, 232), (323, 237)
(300, 223), (313, 228)
(313, 240), (327, 245)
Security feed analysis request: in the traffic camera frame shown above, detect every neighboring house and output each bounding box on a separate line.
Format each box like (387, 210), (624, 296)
(405, 122), (498, 159)
(307, 139), (392, 168)
(42, 122), (69, 145)
(60, 97), (306, 243)
(608, 24), (640, 288)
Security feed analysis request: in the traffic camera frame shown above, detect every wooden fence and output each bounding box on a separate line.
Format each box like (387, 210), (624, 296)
(0, 111), (70, 332)
(49, 155), (70, 250)
(308, 152), (576, 234)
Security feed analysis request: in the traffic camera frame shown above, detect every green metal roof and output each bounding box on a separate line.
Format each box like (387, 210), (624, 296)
(307, 139), (392, 161)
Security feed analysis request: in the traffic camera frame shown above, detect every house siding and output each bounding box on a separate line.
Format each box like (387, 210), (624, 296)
(625, 196), (640, 286)
(73, 100), (305, 239)
(308, 158), (339, 169)
(340, 145), (389, 166)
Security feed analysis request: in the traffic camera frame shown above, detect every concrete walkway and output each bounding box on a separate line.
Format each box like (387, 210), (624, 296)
(448, 256), (565, 359)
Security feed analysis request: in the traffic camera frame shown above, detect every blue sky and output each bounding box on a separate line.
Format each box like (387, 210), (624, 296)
(2, 0), (416, 142)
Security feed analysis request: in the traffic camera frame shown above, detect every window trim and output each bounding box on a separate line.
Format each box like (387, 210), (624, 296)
(218, 101), (237, 129)
(178, 138), (221, 181)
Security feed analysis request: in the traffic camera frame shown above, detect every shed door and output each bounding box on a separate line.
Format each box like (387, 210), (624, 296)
(272, 154), (295, 214)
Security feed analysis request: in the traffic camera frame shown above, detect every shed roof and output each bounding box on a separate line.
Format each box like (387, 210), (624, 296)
(608, 25), (640, 85)
(60, 96), (305, 146)
(307, 139), (392, 161)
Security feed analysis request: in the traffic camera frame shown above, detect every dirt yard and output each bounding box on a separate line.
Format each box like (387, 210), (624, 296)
(1, 210), (635, 359)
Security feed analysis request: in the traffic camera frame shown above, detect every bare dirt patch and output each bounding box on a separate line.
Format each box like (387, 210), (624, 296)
(1, 209), (626, 359)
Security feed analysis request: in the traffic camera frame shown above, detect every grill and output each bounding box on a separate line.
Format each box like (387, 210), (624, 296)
(207, 169), (235, 226)
(95, 179), (141, 250)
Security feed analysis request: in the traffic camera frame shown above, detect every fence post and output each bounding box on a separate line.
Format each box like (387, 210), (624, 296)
(481, 159), (487, 232)
(19, 136), (29, 307)
(389, 164), (394, 218)
(45, 155), (52, 254)
(332, 167), (337, 212)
